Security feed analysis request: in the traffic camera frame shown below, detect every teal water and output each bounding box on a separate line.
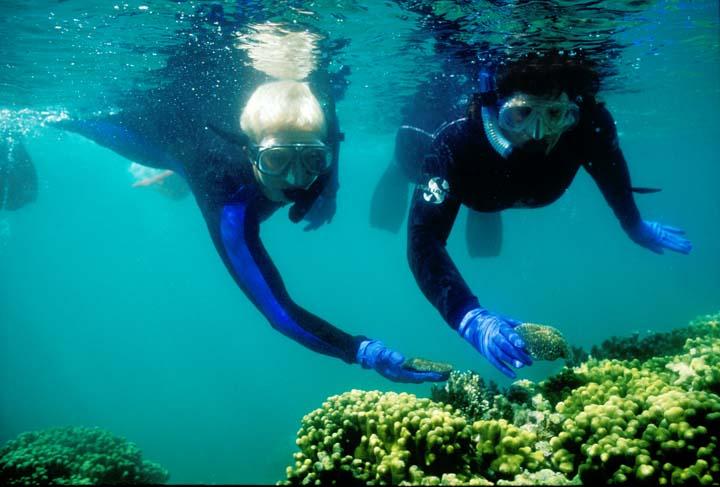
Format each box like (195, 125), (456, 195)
(1, 1), (719, 484)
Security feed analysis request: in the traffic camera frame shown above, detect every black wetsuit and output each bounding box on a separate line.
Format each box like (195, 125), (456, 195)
(186, 133), (364, 364)
(56, 17), (365, 364)
(408, 99), (642, 329)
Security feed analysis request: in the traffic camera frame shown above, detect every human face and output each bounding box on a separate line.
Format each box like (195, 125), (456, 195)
(497, 91), (579, 154)
(250, 132), (332, 192)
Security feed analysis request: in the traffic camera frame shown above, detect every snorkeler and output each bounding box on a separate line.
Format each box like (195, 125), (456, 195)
(0, 133), (38, 212)
(375, 52), (692, 379)
(56, 24), (447, 384)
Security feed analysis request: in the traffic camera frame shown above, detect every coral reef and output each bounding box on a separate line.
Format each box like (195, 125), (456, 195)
(283, 390), (547, 485)
(588, 312), (720, 363)
(431, 371), (514, 423)
(0, 426), (169, 485)
(283, 313), (720, 485)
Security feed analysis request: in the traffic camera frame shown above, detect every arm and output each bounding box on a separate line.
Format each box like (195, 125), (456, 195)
(207, 192), (447, 382)
(407, 169), (477, 329)
(581, 102), (641, 232)
(407, 153), (532, 378)
(582, 103), (691, 254)
(214, 196), (361, 363)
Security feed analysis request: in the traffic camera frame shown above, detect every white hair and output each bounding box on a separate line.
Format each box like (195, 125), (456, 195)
(240, 80), (327, 142)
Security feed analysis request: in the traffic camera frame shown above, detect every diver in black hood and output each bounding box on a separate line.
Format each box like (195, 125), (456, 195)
(374, 52), (692, 379)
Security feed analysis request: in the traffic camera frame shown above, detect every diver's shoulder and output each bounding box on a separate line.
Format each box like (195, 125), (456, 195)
(579, 97), (614, 125)
(575, 98), (619, 149)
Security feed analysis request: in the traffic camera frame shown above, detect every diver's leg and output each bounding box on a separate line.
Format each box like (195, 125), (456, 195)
(53, 116), (181, 172)
(466, 210), (502, 257)
(0, 138), (38, 211)
(369, 126), (433, 233)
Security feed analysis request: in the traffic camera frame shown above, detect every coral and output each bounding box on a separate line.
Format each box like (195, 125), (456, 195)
(515, 324), (570, 362)
(283, 390), (548, 485)
(431, 371), (514, 423)
(536, 368), (587, 407)
(588, 312), (720, 362)
(283, 312), (720, 485)
(405, 358), (454, 375)
(0, 426), (169, 485)
(550, 333), (720, 485)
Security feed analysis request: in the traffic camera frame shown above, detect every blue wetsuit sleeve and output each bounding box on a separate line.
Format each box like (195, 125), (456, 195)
(581, 103), (642, 232)
(407, 154), (479, 329)
(211, 198), (364, 363)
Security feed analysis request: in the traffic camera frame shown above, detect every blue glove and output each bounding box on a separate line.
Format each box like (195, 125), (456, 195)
(302, 193), (336, 231)
(356, 340), (449, 383)
(458, 308), (533, 379)
(630, 220), (692, 255)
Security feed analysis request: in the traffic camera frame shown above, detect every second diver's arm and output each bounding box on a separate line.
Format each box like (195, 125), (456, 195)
(581, 103), (691, 254)
(407, 174), (479, 329)
(581, 102), (642, 232)
(407, 152), (532, 378)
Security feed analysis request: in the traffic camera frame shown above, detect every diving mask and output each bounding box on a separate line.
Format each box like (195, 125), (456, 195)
(251, 141), (333, 179)
(497, 92), (579, 141)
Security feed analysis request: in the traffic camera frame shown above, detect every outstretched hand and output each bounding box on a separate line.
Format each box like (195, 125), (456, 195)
(458, 308), (533, 378)
(357, 340), (450, 383)
(631, 220), (692, 255)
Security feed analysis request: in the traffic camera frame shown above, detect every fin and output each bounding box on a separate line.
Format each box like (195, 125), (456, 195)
(0, 138), (38, 211)
(53, 117), (180, 171)
(394, 125), (434, 182)
(631, 187), (662, 194)
(466, 210), (502, 258)
(369, 161), (410, 233)
(369, 125), (434, 233)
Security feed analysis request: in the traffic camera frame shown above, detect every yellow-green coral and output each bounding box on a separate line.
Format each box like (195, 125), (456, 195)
(0, 426), (169, 485)
(283, 390), (546, 485)
(283, 313), (720, 485)
(550, 332), (720, 485)
(516, 324), (570, 361)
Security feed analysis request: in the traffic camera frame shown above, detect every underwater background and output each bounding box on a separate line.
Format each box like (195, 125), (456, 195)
(1, 0), (718, 484)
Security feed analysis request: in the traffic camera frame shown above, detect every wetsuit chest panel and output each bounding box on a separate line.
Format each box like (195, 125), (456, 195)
(438, 121), (582, 212)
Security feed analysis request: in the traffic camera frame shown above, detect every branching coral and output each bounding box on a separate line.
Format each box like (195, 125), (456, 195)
(432, 371), (514, 423)
(551, 333), (720, 485)
(283, 390), (549, 485)
(283, 313), (720, 485)
(0, 426), (169, 485)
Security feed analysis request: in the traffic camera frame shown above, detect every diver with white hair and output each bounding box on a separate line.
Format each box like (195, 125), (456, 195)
(56, 21), (448, 384)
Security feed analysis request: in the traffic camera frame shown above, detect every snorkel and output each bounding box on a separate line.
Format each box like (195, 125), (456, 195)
(477, 67), (513, 159)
